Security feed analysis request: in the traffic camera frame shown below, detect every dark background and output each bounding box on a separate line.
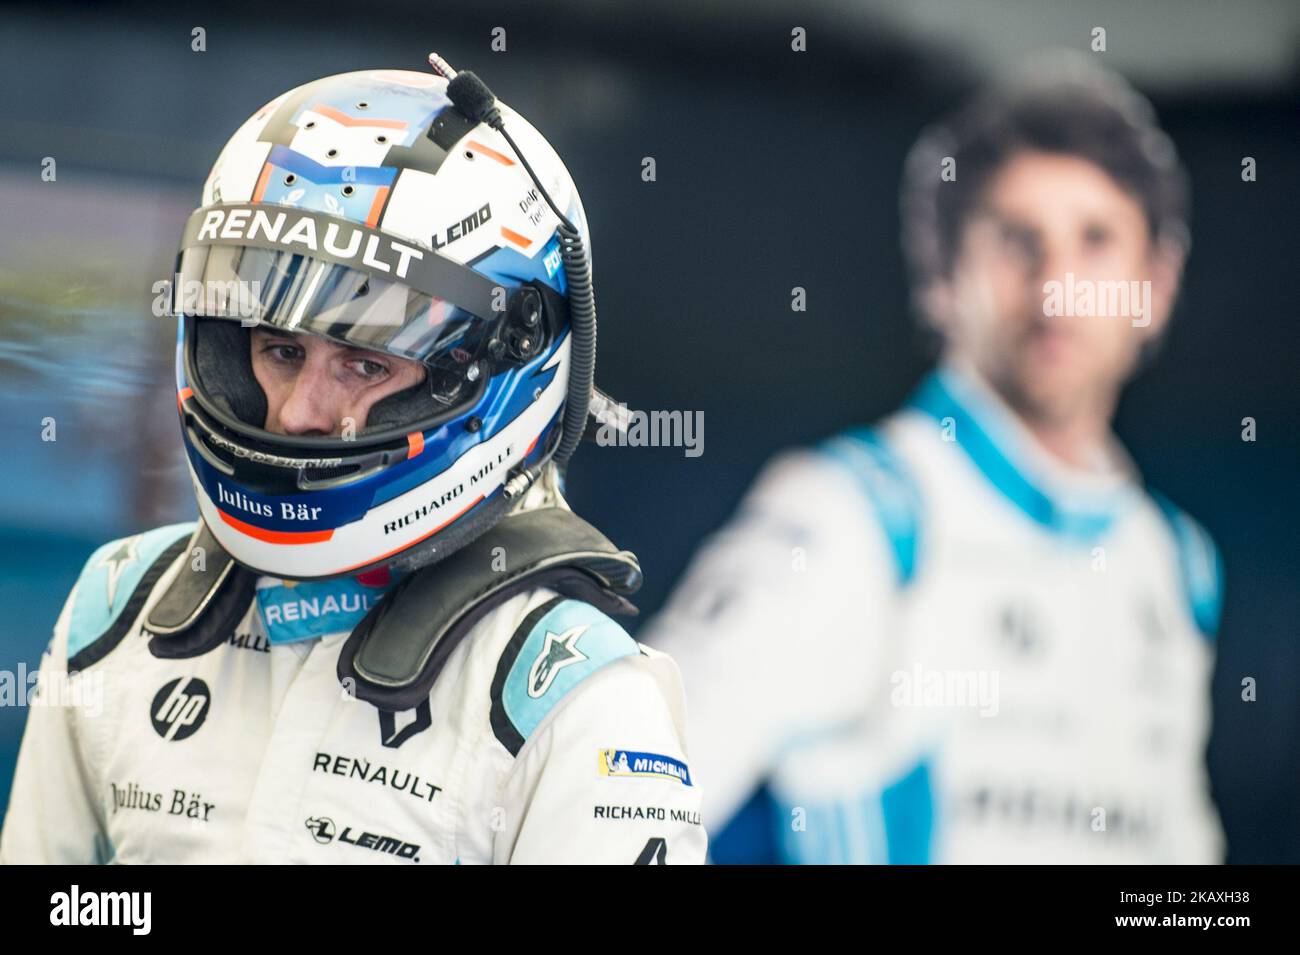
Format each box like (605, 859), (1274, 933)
(0, 0), (1296, 861)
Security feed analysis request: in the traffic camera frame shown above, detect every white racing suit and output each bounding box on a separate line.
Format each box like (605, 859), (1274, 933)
(645, 365), (1224, 864)
(0, 516), (706, 864)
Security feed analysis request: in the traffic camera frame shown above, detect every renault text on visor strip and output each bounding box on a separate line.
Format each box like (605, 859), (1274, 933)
(179, 203), (503, 320)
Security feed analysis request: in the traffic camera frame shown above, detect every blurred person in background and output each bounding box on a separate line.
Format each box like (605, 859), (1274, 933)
(645, 54), (1223, 863)
(0, 63), (705, 865)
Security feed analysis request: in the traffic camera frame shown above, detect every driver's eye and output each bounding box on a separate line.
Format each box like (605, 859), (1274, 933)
(256, 337), (302, 364)
(1000, 223), (1031, 251)
(1082, 223), (1112, 248)
(992, 222), (1043, 272)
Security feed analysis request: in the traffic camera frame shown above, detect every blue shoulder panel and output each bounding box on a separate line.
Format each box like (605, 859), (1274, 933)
(1151, 493), (1224, 641)
(67, 523), (196, 662)
(817, 427), (922, 586)
(907, 371), (1120, 543)
(490, 596), (639, 756)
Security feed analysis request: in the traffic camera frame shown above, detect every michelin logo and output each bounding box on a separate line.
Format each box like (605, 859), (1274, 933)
(598, 749), (692, 786)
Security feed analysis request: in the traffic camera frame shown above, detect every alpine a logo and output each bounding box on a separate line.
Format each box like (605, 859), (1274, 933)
(379, 700), (433, 749)
(303, 815), (422, 863)
(149, 677), (211, 741)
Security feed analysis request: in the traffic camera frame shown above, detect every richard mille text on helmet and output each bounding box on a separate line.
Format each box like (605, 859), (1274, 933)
(0, 58), (707, 865)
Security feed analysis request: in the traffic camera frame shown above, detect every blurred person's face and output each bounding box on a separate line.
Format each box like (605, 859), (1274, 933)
(929, 150), (1183, 426)
(250, 327), (428, 436)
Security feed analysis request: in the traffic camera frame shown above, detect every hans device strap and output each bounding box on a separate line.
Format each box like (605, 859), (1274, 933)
(143, 510), (642, 711)
(337, 507), (642, 710)
(144, 522), (258, 658)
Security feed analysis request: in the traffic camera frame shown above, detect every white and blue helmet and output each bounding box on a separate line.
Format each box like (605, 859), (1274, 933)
(173, 66), (592, 579)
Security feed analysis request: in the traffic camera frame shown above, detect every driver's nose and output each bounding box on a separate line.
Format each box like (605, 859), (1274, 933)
(275, 360), (348, 437)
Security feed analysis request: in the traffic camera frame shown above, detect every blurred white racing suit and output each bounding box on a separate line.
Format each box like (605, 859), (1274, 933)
(1, 517), (706, 864)
(646, 365), (1224, 864)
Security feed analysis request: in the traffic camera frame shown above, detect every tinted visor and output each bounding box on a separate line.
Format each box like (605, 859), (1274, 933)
(176, 244), (491, 364)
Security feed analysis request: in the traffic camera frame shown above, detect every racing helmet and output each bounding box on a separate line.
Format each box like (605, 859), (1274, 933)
(172, 63), (596, 580)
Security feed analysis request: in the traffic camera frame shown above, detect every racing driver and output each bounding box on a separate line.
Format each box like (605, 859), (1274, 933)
(0, 60), (705, 865)
(646, 55), (1223, 864)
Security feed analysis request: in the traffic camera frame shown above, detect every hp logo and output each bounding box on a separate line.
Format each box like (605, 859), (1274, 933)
(150, 677), (211, 741)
